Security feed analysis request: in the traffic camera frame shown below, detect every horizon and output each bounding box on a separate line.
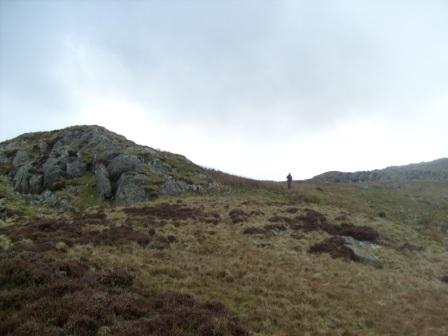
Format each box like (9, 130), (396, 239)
(1, 0), (448, 180)
(1, 123), (445, 181)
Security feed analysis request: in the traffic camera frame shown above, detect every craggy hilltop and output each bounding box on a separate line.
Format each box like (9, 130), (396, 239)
(0, 126), (447, 336)
(0, 125), (214, 207)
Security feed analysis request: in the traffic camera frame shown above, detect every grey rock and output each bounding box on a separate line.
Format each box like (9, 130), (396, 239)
(107, 154), (141, 179)
(271, 228), (293, 236)
(115, 173), (154, 205)
(148, 159), (171, 175)
(29, 174), (43, 194)
(13, 150), (29, 167)
(95, 164), (112, 199)
(342, 236), (382, 267)
(49, 145), (70, 165)
(13, 165), (30, 193)
(160, 178), (190, 196)
(66, 160), (86, 178)
(40, 190), (68, 208)
(38, 141), (49, 154)
(43, 158), (65, 187)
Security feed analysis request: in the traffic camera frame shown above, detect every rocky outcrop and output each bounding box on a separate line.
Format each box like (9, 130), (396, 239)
(0, 125), (214, 207)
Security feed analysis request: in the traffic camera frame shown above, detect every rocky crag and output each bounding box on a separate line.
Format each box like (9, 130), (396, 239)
(0, 125), (214, 207)
(310, 158), (448, 183)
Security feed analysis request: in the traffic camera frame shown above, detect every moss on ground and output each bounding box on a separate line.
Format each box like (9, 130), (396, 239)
(64, 175), (107, 209)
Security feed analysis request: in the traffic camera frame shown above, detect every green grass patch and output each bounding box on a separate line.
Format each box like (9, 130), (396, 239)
(64, 175), (107, 209)
(0, 234), (13, 250)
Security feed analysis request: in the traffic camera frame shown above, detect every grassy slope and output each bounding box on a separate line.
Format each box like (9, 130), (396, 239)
(1, 176), (447, 335)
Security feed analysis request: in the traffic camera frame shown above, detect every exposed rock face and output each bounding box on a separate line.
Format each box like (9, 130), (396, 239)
(0, 125), (214, 207)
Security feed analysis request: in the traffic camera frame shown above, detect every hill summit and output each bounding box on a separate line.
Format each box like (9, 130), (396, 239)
(0, 125), (214, 207)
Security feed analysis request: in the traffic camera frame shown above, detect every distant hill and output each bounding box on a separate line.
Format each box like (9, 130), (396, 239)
(310, 158), (448, 183)
(0, 125), (214, 206)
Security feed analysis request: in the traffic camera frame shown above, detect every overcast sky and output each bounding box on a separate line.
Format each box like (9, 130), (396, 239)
(1, 0), (447, 180)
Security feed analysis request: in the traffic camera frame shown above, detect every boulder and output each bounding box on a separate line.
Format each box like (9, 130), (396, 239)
(13, 165), (30, 193)
(107, 154), (141, 179)
(12, 150), (29, 167)
(114, 173), (154, 205)
(66, 160), (86, 178)
(342, 236), (382, 267)
(95, 164), (112, 199)
(160, 178), (190, 196)
(43, 158), (65, 187)
(29, 174), (43, 194)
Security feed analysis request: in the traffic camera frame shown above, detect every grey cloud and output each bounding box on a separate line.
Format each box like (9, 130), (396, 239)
(1, 0), (448, 177)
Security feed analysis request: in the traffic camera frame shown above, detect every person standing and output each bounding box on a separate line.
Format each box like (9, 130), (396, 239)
(286, 173), (293, 189)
